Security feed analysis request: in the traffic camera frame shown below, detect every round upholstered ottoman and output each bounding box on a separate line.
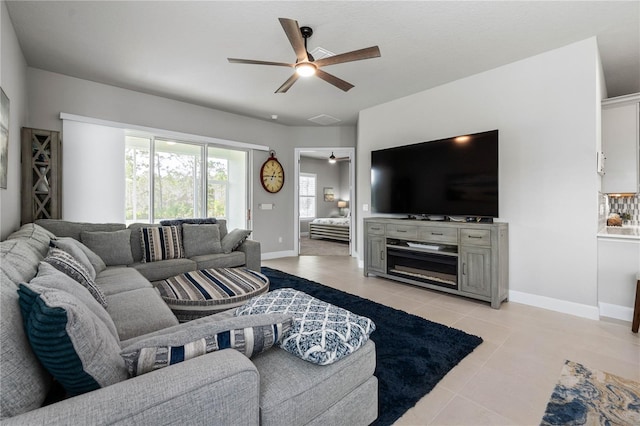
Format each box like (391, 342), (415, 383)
(154, 268), (270, 322)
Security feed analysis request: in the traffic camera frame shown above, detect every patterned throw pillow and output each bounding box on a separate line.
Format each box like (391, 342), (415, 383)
(235, 288), (376, 365)
(140, 226), (184, 263)
(43, 248), (108, 308)
(17, 283), (127, 396)
(120, 313), (292, 376)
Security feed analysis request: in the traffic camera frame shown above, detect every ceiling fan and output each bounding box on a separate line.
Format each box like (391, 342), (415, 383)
(228, 18), (381, 93)
(328, 152), (349, 163)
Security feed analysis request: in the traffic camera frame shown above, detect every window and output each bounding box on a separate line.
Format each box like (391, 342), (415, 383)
(299, 173), (317, 219)
(125, 135), (247, 229)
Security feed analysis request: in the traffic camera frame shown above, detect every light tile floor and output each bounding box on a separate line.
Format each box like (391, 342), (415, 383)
(262, 255), (640, 426)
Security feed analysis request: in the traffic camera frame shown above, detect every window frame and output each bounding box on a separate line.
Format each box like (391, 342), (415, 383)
(125, 133), (245, 226)
(299, 172), (317, 219)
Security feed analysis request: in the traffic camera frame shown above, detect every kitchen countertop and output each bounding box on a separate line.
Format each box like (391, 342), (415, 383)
(597, 226), (640, 240)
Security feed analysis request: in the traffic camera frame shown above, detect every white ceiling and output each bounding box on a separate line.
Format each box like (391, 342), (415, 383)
(6, 1), (639, 127)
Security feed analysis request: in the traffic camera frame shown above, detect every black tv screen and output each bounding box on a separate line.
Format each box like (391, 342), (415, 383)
(371, 130), (499, 217)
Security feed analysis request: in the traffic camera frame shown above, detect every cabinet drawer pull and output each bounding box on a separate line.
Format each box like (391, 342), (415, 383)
(380, 251), (384, 260)
(468, 235), (483, 239)
(431, 232), (443, 236)
(371, 227), (381, 231)
(396, 230), (407, 233)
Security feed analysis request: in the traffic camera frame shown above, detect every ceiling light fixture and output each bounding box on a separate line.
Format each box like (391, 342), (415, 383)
(329, 152), (336, 164)
(295, 62), (317, 77)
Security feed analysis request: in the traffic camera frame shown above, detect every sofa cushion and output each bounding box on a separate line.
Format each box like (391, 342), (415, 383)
(191, 251), (246, 270)
(0, 281), (52, 419)
(7, 223), (56, 257)
(120, 313), (292, 376)
(36, 219), (125, 241)
(17, 283), (128, 396)
(32, 262), (118, 340)
(106, 288), (179, 341)
(81, 229), (134, 266)
(221, 229), (252, 254)
(235, 289), (376, 365)
(140, 226), (184, 262)
(130, 258), (197, 282)
(0, 239), (43, 285)
(254, 339), (377, 425)
(182, 223), (222, 257)
(43, 248), (107, 308)
(94, 266), (153, 296)
(51, 237), (106, 275)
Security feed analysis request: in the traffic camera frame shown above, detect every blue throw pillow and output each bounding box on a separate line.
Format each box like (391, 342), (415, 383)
(17, 283), (127, 396)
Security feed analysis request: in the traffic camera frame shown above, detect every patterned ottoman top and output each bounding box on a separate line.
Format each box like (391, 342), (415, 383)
(155, 268), (270, 321)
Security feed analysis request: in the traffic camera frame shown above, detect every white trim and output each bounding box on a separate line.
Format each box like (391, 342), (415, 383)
(262, 250), (296, 260)
(508, 290), (600, 320)
(598, 302), (634, 322)
(60, 112), (269, 151)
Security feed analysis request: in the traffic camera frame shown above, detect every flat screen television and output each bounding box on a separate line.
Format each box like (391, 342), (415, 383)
(371, 130), (499, 218)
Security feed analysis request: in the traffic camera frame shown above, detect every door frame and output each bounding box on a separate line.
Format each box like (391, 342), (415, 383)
(293, 147), (356, 256)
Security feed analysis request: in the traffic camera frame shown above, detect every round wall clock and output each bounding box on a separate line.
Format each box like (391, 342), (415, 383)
(260, 150), (285, 193)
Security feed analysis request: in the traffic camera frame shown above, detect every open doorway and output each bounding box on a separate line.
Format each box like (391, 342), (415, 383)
(294, 148), (355, 256)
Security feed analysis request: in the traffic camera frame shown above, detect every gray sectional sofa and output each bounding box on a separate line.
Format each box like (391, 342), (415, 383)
(0, 222), (378, 425)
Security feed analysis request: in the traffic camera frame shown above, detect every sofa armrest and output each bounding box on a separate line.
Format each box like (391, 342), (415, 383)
(3, 349), (259, 426)
(237, 239), (261, 272)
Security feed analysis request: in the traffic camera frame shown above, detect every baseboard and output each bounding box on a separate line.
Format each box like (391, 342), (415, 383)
(598, 302), (634, 322)
(261, 250), (296, 260)
(508, 290), (600, 320)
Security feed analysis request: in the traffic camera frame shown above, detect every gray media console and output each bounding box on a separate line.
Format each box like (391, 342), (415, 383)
(364, 218), (509, 308)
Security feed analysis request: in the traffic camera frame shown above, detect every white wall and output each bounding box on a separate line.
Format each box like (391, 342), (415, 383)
(25, 68), (356, 253)
(0, 0), (28, 239)
(357, 38), (603, 316)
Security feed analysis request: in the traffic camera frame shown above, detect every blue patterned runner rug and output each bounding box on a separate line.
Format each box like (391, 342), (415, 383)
(541, 360), (640, 425)
(261, 267), (483, 426)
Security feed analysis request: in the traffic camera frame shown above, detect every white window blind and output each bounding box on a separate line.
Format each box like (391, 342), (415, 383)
(299, 173), (316, 219)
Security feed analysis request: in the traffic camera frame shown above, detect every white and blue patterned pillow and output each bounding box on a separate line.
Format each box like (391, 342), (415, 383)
(235, 288), (376, 365)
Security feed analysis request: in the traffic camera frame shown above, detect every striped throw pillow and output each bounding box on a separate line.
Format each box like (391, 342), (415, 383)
(120, 314), (292, 376)
(43, 248), (108, 308)
(140, 226), (184, 263)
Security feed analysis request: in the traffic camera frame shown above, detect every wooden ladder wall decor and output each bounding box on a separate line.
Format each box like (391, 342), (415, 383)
(21, 128), (61, 224)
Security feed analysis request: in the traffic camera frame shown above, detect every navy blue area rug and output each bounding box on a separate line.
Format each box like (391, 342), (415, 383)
(262, 267), (483, 426)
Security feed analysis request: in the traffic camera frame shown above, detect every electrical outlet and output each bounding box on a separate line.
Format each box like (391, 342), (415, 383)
(363, 203), (369, 211)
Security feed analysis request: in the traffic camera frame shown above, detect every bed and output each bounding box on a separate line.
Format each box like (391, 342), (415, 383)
(309, 217), (351, 242)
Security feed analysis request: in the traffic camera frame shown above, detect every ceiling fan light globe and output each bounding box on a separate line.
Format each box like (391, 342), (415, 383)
(295, 62), (317, 77)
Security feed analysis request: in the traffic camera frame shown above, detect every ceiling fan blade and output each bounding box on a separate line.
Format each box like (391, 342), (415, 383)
(275, 73), (300, 93)
(279, 18), (308, 62)
(315, 69), (354, 92)
(313, 46), (381, 67)
(228, 58), (293, 67)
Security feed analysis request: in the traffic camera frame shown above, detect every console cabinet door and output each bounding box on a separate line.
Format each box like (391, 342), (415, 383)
(460, 246), (491, 297)
(367, 235), (386, 274)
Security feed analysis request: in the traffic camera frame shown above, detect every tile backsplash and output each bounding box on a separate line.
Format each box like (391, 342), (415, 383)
(607, 193), (640, 226)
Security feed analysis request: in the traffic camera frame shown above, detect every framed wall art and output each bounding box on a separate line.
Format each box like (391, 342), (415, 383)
(323, 187), (334, 202)
(0, 87), (9, 189)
